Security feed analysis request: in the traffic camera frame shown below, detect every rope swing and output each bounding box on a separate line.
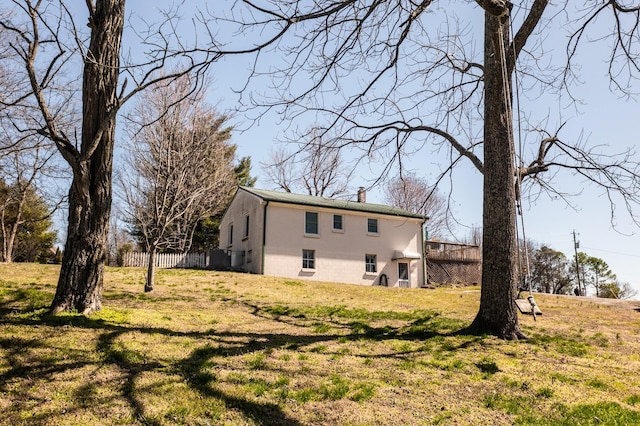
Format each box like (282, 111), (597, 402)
(498, 14), (540, 320)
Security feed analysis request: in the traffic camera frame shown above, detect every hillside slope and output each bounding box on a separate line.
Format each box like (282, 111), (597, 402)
(1, 263), (639, 425)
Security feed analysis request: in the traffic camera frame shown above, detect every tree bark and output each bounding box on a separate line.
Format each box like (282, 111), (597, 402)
(1, 209), (9, 262)
(468, 10), (524, 339)
(145, 248), (156, 292)
(3, 197), (23, 263)
(50, 0), (125, 314)
(1, 197), (20, 263)
(4, 194), (26, 263)
(1, 186), (26, 263)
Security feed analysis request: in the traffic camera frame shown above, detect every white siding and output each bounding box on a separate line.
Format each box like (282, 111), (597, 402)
(262, 202), (424, 287)
(218, 190), (265, 274)
(219, 188), (425, 287)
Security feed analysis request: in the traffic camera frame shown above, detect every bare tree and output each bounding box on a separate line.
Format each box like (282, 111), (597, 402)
(0, 12), (20, 139)
(120, 76), (236, 292)
(1, 1), (218, 313)
(106, 207), (133, 267)
(263, 129), (353, 198)
(190, 155), (257, 252)
(0, 17), (67, 263)
(204, 1), (640, 338)
(0, 135), (65, 262)
(383, 173), (451, 239)
(462, 226), (483, 248)
(263, 148), (295, 193)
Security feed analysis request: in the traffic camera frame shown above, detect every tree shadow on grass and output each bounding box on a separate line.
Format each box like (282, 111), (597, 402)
(0, 294), (486, 425)
(178, 345), (303, 426)
(0, 306), (308, 424)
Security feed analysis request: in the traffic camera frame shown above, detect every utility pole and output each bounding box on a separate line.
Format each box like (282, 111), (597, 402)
(573, 230), (583, 295)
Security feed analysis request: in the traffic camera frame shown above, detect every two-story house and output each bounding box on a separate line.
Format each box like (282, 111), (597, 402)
(218, 186), (427, 287)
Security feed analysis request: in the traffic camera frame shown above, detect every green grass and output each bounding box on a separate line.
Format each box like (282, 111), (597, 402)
(1, 263), (640, 425)
(626, 394), (640, 406)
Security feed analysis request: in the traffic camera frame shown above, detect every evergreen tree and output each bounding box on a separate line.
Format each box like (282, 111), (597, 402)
(191, 156), (257, 252)
(0, 180), (57, 263)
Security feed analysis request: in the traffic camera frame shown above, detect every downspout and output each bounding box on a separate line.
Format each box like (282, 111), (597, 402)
(261, 200), (269, 274)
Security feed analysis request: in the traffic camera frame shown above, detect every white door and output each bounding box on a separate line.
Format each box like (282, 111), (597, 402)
(398, 262), (409, 288)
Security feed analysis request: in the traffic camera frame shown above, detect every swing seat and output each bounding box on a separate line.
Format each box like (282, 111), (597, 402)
(515, 297), (542, 315)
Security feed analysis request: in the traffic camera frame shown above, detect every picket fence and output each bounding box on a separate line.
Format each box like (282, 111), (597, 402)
(123, 252), (208, 269)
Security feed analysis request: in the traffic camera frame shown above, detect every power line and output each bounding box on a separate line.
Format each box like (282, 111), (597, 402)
(581, 246), (640, 259)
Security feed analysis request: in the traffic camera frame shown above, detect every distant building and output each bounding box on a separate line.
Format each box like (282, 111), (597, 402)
(218, 186), (426, 288)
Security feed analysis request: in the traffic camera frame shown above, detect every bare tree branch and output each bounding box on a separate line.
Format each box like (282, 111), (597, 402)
(205, 0), (640, 339)
(119, 75), (236, 292)
(263, 127), (354, 198)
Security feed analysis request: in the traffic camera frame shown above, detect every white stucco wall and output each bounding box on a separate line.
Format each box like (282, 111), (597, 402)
(219, 188), (425, 287)
(262, 202), (424, 287)
(218, 189), (265, 274)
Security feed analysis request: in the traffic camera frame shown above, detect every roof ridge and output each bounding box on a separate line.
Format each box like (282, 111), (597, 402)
(239, 186), (426, 220)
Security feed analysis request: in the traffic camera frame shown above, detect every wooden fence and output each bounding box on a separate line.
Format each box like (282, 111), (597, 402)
(123, 252), (208, 269)
(425, 241), (481, 262)
(425, 241), (482, 285)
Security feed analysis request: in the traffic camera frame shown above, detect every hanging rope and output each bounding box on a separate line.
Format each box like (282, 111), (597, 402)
(497, 13), (537, 320)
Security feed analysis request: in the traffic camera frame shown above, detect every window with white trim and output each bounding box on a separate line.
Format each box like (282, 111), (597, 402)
(333, 214), (343, 231)
(305, 212), (319, 235)
(367, 218), (379, 234)
(365, 254), (377, 273)
(228, 223), (234, 247)
(302, 249), (315, 269)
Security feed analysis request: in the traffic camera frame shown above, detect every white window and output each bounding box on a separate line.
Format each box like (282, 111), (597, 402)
(367, 218), (379, 234)
(333, 214), (343, 231)
(302, 249), (315, 269)
(305, 212), (319, 235)
(365, 254), (377, 273)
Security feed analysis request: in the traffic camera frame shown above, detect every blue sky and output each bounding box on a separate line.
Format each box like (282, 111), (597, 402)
(224, 81), (640, 297)
(54, 1), (639, 296)
(185, 2), (640, 296)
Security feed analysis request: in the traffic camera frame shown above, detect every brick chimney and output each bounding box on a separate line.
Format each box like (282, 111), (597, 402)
(357, 187), (366, 203)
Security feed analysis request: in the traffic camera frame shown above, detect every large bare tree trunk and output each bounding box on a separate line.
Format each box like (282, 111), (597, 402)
(51, 0), (125, 314)
(469, 11), (523, 339)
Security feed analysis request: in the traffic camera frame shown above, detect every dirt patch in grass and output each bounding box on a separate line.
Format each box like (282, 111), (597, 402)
(1, 263), (639, 425)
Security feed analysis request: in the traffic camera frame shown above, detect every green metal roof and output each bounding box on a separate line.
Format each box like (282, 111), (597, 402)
(240, 186), (426, 220)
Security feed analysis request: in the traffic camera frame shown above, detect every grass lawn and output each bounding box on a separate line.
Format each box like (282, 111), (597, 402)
(1, 263), (640, 425)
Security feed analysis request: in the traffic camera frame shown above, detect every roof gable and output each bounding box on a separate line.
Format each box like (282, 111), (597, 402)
(239, 187), (425, 220)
